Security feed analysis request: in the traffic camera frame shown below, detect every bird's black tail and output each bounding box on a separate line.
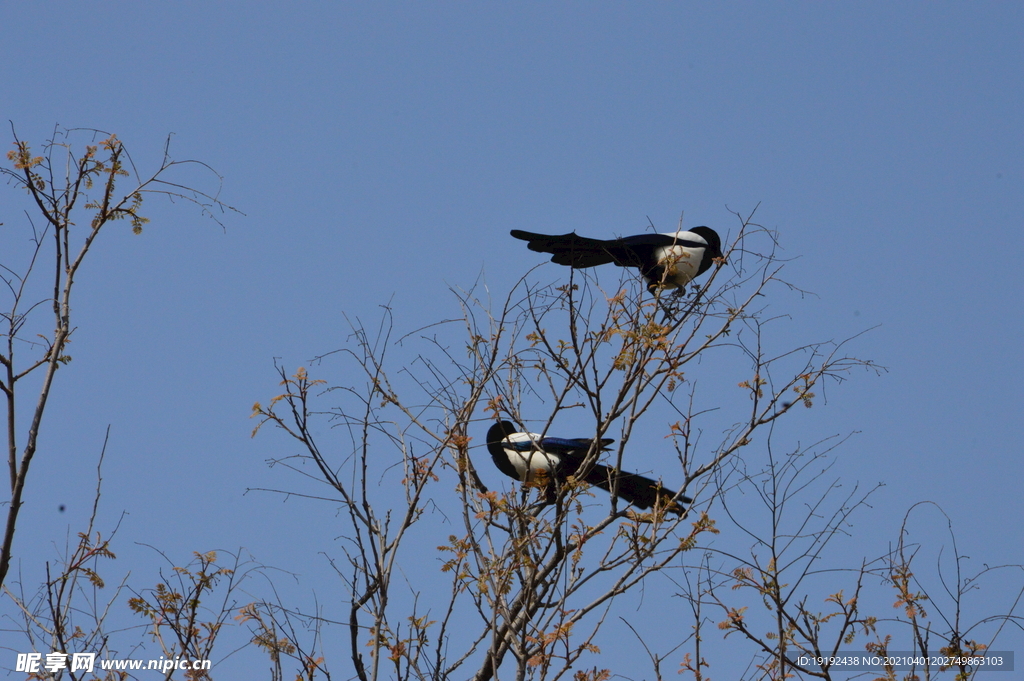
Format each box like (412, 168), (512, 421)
(582, 464), (689, 515)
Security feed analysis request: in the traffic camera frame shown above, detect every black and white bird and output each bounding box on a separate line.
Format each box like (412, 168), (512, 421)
(510, 226), (723, 292)
(486, 421), (689, 515)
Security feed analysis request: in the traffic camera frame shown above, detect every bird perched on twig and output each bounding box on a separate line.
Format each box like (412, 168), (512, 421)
(486, 420), (689, 515)
(510, 226), (723, 292)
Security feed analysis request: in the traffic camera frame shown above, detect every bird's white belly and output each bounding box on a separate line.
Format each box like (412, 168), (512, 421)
(653, 245), (699, 288)
(507, 448), (559, 481)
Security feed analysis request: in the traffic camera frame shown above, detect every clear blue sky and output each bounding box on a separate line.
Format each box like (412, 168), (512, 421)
(2, 3), (1022, 677)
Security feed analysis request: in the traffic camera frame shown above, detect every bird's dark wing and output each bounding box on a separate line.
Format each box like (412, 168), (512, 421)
(535, 437), (614, 455)
(597, 234), (693, 271)
(583, 464), (691, 515)
(532, 436), (689, 514)
(510, 230), (620, 269)
(616, 233), (708, 249)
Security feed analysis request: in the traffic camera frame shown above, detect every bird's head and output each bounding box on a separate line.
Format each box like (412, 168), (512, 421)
(690, 226), (724, 262)
(486, 420), (518, 445)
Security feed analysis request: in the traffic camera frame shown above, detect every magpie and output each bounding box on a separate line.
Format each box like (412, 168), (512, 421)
(485, 421), (689, 515)
(510, 226), (723, 292)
